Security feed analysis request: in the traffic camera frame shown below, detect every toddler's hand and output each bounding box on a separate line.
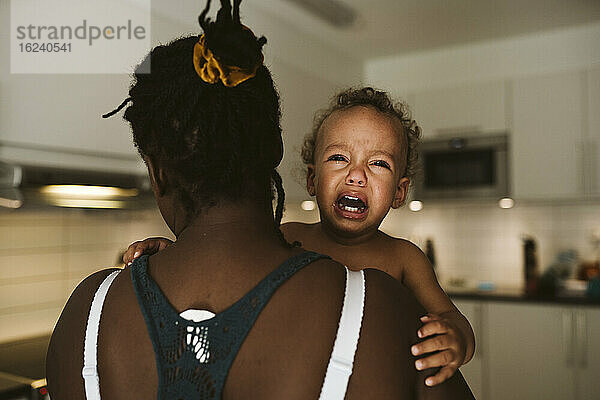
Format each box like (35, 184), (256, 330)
(123, 237), (173, 265)
(411, 313), (467, 386)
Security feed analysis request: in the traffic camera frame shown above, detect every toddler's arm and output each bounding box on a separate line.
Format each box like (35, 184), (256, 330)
(392, 240), (475, 386)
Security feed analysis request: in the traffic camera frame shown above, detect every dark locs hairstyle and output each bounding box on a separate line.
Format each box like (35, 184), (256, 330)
(301, 87), (421, 187)
(104, 0), (293, 245)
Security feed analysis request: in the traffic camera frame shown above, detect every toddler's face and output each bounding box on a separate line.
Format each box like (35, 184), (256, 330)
(307, 106), (410, 239)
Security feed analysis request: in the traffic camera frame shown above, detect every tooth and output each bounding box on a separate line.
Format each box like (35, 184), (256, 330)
(344, 206), (359, 212)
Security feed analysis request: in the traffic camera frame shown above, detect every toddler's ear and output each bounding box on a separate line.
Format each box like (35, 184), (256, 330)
(306, 165), (316, 196)
(392, 177), (410, 208)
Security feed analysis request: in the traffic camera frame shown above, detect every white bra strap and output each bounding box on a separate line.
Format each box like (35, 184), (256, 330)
(82, 270), (121, 400)
(319, 267), (365, 400)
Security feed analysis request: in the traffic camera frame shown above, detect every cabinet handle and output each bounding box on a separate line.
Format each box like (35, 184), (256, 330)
(589, 141), (598, 194)
(576, 311), (588, 368)
(474, 303), (483, 357)
(579, 141), (588, 194)
(562, 312), (574, 367)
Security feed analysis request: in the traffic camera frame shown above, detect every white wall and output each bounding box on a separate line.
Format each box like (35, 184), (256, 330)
(0, 208), (172, 343)
(365, 21), (600, 95)
(382, 202), (600, 289)
(284, 200), (600, 289)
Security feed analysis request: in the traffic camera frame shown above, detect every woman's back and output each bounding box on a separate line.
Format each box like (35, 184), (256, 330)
(47, 240), (472, 399)
(46, 1), (472, 397)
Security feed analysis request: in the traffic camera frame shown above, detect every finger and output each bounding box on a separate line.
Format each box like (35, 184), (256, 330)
(157, 239), (171, 251)
(131, 240), (156, 260)
(424, 365), (458, 386)
(139, 238), (172, 256)
(412, 334), (451, 355)
(420, 313), (441, 322)
(123, 241), (141, 264)
(133, 241), (149, 260)
(417, 320), (449, 338)
(414, 349), (456, 370)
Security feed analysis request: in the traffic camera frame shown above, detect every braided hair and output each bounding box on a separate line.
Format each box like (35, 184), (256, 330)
(104, 0), (294, 246)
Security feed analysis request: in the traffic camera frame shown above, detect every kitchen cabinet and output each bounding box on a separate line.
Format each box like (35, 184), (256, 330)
(0, 2), (142, 172)
(409, 67), (600, 201)
(486, 302), (576, 400)
(0, 2), (136, 159)
(411, 81), (507, 139)
(576, 307), (600, 400)
(511, 70), (586, 199)
(586, 66), (600, 196)
(0, 74), (138, 156)
(451, 299), (600, 400)
(454, 300), (485, 400)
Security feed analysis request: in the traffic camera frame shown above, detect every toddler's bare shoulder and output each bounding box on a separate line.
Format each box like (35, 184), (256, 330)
(361, 268), (425, 329)
(380, 233), (427, 259)
(363, 269), (418, 305)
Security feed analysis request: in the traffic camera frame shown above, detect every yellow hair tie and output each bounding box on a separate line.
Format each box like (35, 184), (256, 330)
(193, 34), (262, 87)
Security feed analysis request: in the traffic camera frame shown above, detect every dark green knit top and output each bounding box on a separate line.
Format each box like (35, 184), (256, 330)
(130, 251), (329, 399)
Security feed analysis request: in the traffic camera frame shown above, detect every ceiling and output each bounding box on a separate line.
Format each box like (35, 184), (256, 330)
(250, 0), (600, 59)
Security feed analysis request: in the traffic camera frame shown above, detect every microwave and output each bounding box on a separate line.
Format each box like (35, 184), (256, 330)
(413, 134), (509, 200)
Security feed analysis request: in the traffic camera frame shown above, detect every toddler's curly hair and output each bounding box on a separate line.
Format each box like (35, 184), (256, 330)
(301, 87), (421, 184)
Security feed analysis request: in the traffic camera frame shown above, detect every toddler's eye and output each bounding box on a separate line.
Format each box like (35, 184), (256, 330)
(372, 160), (391, 169)
(327, 154), (347, 162)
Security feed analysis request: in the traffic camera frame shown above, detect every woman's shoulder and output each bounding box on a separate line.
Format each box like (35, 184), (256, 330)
(46, 267), (122, 397)
(51, 267), (123, 339)
(295, 255), (424, 333)
(59, 267), (123, 324)
(280, 221), (318, 237)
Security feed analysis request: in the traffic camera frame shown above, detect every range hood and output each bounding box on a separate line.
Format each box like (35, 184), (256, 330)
(0, 162), (153, 210)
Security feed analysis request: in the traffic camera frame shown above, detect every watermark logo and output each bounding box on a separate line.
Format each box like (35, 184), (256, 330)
(11, 0), (151, 74)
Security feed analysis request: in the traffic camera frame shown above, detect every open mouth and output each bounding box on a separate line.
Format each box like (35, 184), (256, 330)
(335, 193), (368, 219)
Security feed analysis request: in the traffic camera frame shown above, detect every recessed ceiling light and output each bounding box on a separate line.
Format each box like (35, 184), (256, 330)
(409, 200), (423, 212)
(301, 200), (316, 211)
(498, 197), (515, 209)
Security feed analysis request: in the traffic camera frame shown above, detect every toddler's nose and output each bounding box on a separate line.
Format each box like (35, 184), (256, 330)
(345, 168), (367, 187)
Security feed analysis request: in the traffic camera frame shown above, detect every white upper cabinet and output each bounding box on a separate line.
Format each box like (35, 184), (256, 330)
(511, 71), (585, 200)
(0, 0), (137, 162)
(586, 65), (600, 196)
(411, 81), (507, 139)
(0, 74), (136, 155)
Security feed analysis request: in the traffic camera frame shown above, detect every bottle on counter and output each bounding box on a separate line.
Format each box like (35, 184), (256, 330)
(523, 236), (539, 295)
(425, 238), (436, 270)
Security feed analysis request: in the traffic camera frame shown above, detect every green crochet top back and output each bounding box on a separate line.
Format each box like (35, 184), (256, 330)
(130, 251), (329, 399)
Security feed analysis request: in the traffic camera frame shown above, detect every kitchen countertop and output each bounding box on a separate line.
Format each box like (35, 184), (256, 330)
(0, 335), (48, 380)
(0, 335), (48, 397)
(447, 287), (600, 306)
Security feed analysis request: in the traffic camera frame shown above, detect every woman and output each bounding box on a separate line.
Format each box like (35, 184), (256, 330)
(46, 1), (473, 398)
